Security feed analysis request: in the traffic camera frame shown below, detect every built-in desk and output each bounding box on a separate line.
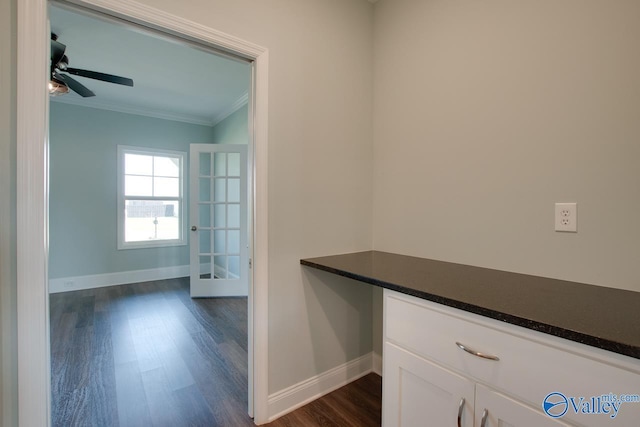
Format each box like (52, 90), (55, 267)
(301, 251), (640, 425)
(301, 250), (640, 359)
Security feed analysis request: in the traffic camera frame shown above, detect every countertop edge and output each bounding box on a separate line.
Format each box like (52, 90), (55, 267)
(300, 257), (640, 360)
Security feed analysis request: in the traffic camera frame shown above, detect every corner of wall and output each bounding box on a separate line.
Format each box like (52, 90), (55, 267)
(267, 352), (376, 422)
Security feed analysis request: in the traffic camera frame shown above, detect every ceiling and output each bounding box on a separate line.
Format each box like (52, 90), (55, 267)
(49, 5), (251, 126)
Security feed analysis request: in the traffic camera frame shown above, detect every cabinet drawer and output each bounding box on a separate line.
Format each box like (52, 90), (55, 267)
(384, 290), (640, 426)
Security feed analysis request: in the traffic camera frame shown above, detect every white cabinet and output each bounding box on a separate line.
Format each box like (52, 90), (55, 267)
(474, 384), (571, 427)
(383, 342), (475, 426)
(382, 290), (640, 427)
(384, 343), (570, 427)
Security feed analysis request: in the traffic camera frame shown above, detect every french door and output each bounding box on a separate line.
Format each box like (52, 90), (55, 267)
(189, 143), (248, 297)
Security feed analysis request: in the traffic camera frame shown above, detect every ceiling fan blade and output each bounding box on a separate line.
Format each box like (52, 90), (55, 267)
(65, 68), (134, 87)
(50, 40), (66, 68)
(56, 73), (96, 98)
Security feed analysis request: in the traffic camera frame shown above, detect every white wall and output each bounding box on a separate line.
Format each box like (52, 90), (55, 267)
(373, 0), (640, 292)
(133, 0), (375, 394)
(0, 0), (18, 424)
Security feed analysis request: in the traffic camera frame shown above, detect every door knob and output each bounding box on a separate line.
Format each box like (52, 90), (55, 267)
(191, 225), (197, 231)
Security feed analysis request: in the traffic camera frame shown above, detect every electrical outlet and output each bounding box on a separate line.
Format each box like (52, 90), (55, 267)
(555, 203), (577, 232)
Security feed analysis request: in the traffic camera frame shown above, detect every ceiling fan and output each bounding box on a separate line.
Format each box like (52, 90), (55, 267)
(49, 33), (134, 97)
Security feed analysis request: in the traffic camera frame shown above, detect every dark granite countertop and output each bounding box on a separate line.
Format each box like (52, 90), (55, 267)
(301, 251), (640, 360)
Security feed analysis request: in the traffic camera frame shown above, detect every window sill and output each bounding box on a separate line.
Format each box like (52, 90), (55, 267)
(117, 240), (187, 250)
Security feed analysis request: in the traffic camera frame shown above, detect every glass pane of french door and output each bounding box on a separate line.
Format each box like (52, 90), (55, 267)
(190, 144), (248, 297)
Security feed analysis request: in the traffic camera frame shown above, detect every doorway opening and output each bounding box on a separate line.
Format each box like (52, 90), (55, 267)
(47, 3), (254, 425)
(16, 0), (269, 425)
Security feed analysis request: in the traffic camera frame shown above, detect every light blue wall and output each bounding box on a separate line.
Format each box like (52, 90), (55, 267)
(49, 102), (216, 279)
(211, 103), (249, 145)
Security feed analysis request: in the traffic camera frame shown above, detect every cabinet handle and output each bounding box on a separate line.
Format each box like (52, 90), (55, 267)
(455, 342), (500, 361)
(457, 397), (465, 427)
(480, 408), (488, 427)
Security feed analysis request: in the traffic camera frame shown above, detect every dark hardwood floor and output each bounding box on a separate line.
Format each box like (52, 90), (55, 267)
(266, 374), (381, 427)
(50, 278), (381, 426)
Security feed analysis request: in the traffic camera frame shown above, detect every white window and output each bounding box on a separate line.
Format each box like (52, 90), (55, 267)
(117, 146), (186, 249)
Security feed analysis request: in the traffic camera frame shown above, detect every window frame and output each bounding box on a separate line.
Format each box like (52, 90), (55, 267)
(117, 145), (187, 250)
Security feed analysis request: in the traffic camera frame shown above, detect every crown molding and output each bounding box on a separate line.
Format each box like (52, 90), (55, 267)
(50, 91), (250, 128)
(211, 92), (249, 126)
(50, 96), (215, 126)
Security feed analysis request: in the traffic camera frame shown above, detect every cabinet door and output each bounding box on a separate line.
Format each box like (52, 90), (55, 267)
(383, 342), (475, 427)
(475, 384), (573, 427)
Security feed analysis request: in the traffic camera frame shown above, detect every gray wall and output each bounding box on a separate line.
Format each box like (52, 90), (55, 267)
(373, 0), (640, 292)
(8, 0), (640, 420)
(49, 102), (216, 279)
(9, 0), (640, 420)
(0, 0), (17, 424)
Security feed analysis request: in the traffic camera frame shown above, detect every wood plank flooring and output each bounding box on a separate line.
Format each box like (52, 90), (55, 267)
(266, 374), (382, 427)
(50, 278), (381, 426)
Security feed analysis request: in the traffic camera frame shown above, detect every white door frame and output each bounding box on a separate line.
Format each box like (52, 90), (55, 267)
(16, 0), (270, 425)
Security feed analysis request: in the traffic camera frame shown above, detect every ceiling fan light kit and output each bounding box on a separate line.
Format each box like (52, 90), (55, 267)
(48, 78), (69, 96)
(49, 33), (134, 98)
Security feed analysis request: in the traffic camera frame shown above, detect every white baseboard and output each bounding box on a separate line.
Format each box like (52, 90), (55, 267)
(49, 265), (190, 293)
(372, 351), (383, 376)
(267, 352), (375, 422)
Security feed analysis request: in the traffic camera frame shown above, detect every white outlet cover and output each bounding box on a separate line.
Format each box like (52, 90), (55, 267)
(555, 202), (577, 232)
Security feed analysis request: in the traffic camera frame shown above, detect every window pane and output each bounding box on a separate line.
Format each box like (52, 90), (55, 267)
(199, 178), (211, 202)
(125, 176), (152, 197)
(199, 230), (211, 254)
(228, 256), (240, 279)
(154, 156), (180, 177)
(227, 204), (240, 228)
(228, 153), (240, 177)
(228, 230), (240, 254)
(214, 179), (226, 202)
(154, 177), (179, 197)
(213, 256), (227, 279)
(199, 255), (212, 279)
(214, 204), (226, 228)
(199, 204), (211, 228)
(199, 153), (211, 176)
(125, 153), (152, 175)
(120, 148), (185, 249)
(124, 200), (180, 242)
(214, 153), (226, 176)
(214, 229), (226, 253)
(228, 178), (240, 203)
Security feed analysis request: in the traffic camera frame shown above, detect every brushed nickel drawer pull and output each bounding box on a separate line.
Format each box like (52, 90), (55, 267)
(455, 342), (500, 361)
(457, 397), (465, 427)
(480, 408), (489, 427)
